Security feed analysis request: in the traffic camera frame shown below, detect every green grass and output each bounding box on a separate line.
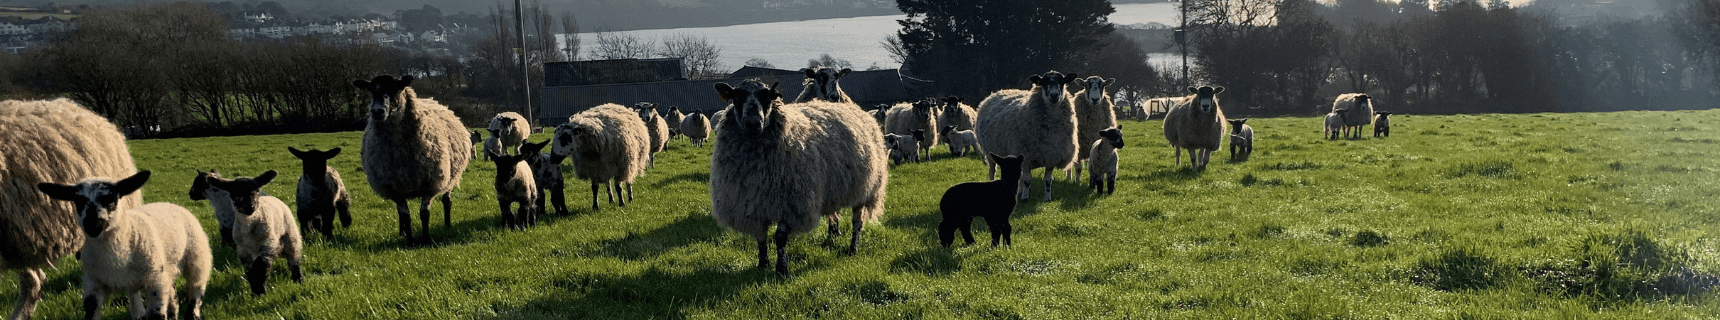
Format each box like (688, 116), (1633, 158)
(7, 110), (1719, 319)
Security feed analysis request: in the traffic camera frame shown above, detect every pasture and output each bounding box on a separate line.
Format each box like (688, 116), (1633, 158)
(6, 110), (1718, 319)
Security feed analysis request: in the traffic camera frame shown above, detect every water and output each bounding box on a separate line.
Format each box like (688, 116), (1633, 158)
(559, 2), (1182, 72)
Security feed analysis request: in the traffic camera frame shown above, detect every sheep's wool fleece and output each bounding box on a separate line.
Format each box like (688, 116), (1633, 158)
(559, 104), (650, 183)
(80, 202), (210, 294)
(1332, 93), (1374, 127)
(362, 88), (472, 201)
(975, 89), (1080, 171)
(710, 100), (888, 239)
(1161, 95), (1227, 151)
(0, 98), (139, 269)
(643, 109), (669, 153)
(490, 112), (531, 151)
(1090, 139), (1119, 176)
(235, 196), (301, 262)
(885, 103), (939, 150)
(938, 103), (977, 133)
(1073, 90), (1117, 160)
(297, 166), (348, 220)
(680, 113), (711, 139)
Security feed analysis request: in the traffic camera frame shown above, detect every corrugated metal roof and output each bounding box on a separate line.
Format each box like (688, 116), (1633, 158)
(544, 58), (686, 87)
(539, 69), (913, 124)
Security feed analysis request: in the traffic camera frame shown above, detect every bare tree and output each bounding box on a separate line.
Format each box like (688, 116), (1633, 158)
(807, 53), (853, 69)
(658, 33), (725, 80)
(560, 10), (580, 61)
(745, 58), (775, 68)
(880, 35), (908, 64)
(592, 31), (654, 60)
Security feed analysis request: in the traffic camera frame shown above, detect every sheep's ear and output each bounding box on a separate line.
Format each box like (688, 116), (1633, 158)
(287, 147), (305, 158)
(352, 79), (371, 90)
(714, 83), (735, 101)
(1062, 74), (1079, 83)
(255, 170), (277, 186)
(188, 172), (208, 201)
(1029, 75), (1045, 85)
(398, 75), (414, 86)
(768, 81), (780, 92)
(112, 171), (151, 197)
(36, 182), (81, 202)
(1105, 78), (1116, 88)
(1213, 86), (1225, 94)
(1186, 86), (1199, 94)
(325, 147), (342, 157)
(838, 68), (851, 77)
(801, 68), (815, 78)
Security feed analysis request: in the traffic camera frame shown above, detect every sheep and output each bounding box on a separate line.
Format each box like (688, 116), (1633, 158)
(634, 102), (670, 168)
(1162, 86), (1229, 171)
(974, 71), (1081, 202)
(488, 112), (530, 155)
(666, 106), (686, 140)
(0, 98), (140, 320)
(552, 103), (651, 211)
(709, 79), (888, 274)
(187, 169), (239, 248)
(36, 171), (211, 320)
(794, 67), (854, 103)
(353, 75), (473, 243)
(941, 125), (979, 157)
(487, 150), (538, 229)
(936, 96), (977, 142)
(1070, 76), (1118, 184)
(885, 98), (940, 156)
(1332, 93), (1374, 139)
(482, 135), (500, 161)
(1374, 111), (1393, 138)
(287, 147), (353, 238)
(1228, 119), (1254, 161)
(1089, 127), (1125, 195)
(886, 130), (925, 165)
(867, 105), (889, 132)
(1324, 112), (1345, 140)
(469, 130), (482, 159)
(519, 140), (568, 216)
(680, 112), (712, 148)
(198, 170), (305, 296)
(938, 154), (1023, 247)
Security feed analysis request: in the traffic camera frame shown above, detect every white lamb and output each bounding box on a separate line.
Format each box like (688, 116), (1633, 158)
(37, 171), (211, 320)
(198, 170), (304, 296)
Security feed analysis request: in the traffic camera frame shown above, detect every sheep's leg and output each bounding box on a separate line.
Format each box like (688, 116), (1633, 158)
(604, 179), (615, 204)
(625, 181), (634, 203)
(81, 284), (106, 320)
(552, 186), (569, 215)
(755, 229), (770, 270)
(1107, 173), (1117, 195)
(1187, 148), (1200, 170)
(590, 180), (600, 210)
(826, 214), (841, 236)
(960, 218), (977, 245)
(986, 158), (997, 181)
(181, 253), (209, 320)
(219, 226), (234, 247)
(499, 199), (515, 228)
(440, 193), (453, 229)
(1072, 161), (1083, 184)
(9, 269), (42, 320)
(988, 217), (1004, 247)
(774, 223), (792, 274)
(393, 199), (414, 242)
(616, 181), (630, 207)
(1016, 167), (1031, 202)
(1002, 219), (1013, 246)
(1174, 148), (1181, 166)
(845, 205), (864, 255)
(337, 197), (352, 228)
(534, 191), (548, 219)
(246, 257), (271, 295)
(143, 280), (176, 319)
(417, 196), (434, 241)
(1042, 166), (1055, 202)
(126, 291), (144, 319)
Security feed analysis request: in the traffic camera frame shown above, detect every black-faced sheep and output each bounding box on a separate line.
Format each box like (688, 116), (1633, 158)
(1, 98), (140, 320)
(939, 154), (1023, 247)
(936, 96), (976, 145)
(1228, 119), (1254, 161)
(940, 125), (978, 157)
(1332, 93), (1374, 139)
(868, 105), (889, 132)
(519, 140), (568, 215)
(795, 67), (854, 103)
(1089, 127), (1125, 195)
(1374, 111), (1393, 138)
(553, 103), (651, 211)
(489, 111), (530, 155)
(710, 79), (888, 274)
(1162, 86), (1228, 171)
(635, 102), (670, 168)
(680, 112), (712, 148)
(187, 169), (238, 247)
(287, 147), (352, 238)
(667, 106), (686, 140)
(353, 75), (473, 243)
(885, 99), (940, 156)
(886, 130), (925, 165)
(1071, 76), (1118, 184)
(487, 150), (538, 229)
(36, 171), (211, 320)
(974, 71), (1081, 202)
(199, 170), (305, 295)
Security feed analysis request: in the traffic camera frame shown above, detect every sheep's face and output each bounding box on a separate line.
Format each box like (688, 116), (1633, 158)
(940, 96), (963, 113)
(1352, 95), (1372, 110)
(801, 67), (851, 102)
(552, 123), (587, 157)
(489, 115), (515, 134)
(188, 169), (221, 201)
(1227, 119), (1248, 134)
(884, 134), (901, 149)
(912, 99), (935, 117)
(635, 103), (660, 122)
(1099, 127), (1125, 149)
(353, 75), (415, 121)
(1029, 71), (1078, 106)
(1076, 76), (1114, 104)
(714, 80), (781, 133)
(1185, 86), (1225, 114)
(206, 171), (277, 216)
(37, 171), (152, 238)
(469, 131), (482, 143)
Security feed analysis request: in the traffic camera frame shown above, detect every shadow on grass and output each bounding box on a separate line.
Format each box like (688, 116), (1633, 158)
(488, 265), (806, 319)
(889, 247), (963, 276)
(1139, 167), (1203, 182)
(598, 213), (725, 260)
(649, 171), (710, 189)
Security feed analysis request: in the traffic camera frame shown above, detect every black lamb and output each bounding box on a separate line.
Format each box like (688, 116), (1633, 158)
(938, 154), (1025, 247)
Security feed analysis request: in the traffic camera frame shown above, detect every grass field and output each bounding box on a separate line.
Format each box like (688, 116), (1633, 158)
(6, 110), (1718, 319)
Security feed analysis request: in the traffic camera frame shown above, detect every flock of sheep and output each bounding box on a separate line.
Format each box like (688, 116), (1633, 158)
(0, 67), (1398, 319)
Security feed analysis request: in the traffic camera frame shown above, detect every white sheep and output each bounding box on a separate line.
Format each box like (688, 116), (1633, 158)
(553, 103), (651, 211)
(666, 106), (686, 140)
(287, 147), (352, 238)
(488, 111), (530, 155)
(36, 171), (211, 320)
(795, 67), (854, 103)
(710, 79), (888, 274)
(886, 130), (925, 165)
(1089, 126), (1125, 195)
(635, 102), (670, 168)
(353, 75), (473, 243)
(867, 105), (889, 132)
(940, 125), (979, 157)
(520, 140), (568, 215)
(1070, 76), (1118, 184)
(187, 170), (238, 247)
(936, 96), (977, 142)
(1332, 93), (1374, 139)
(1227, 119), (1254, 161)
(974, 71), (1081, 202)
(680, 112), (712, 148)
(198, 170), (305, 296)
(1162, 86), (1228, 171)
(885, 99), (940, 156)
(1, 98), (141, 320)
(1324, 112), (1345, 140)
(487, 150), (538, 229)
(1374, 111), (1393, 138)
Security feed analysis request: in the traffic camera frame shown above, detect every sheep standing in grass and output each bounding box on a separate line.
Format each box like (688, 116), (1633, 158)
(1071, 76), (1118, 184)
(886, 130), (925, 165)
(936, 96), (976, 143)
(667, 106), (686, 140)
(1324, 112), (1344, 140)
(519, 140), (567, 216)
(885, 99), (940, 156)
(482, 134), (500, 161)
(868, 105), (889, 132)
(487, 150), (538, 229)
(287, 147), (352, 238)
(680, 112), (712, 148)
(1, 98), (140, 320)
(188, 170), (239, 248)
(353, 75), (472, 243)
(1374, 111), (1393, 138)
(553, 103), (650, 211)
(1332, 93), (1374, 139)
(795, 67), (854, 103)
(489, 112), (530, 155)
(1228, 119), (1254, 161)
(469, 130), (482, 159)
(709, 79), (888, 274)
(199, 170), (304, 295)
(635, 102), (670, 168)
(939, 154), (1023, 247)
(941, 125), (979, 156)
(1089, 127), (1125, 195)
(37, 171), (211, 320)
(975, 71), (1081, 202)
(1162, 86), (1228, 171)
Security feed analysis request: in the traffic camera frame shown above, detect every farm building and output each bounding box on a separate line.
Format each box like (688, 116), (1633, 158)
(539, 65), (914, 124)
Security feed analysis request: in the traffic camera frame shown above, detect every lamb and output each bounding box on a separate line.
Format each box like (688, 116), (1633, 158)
(794, 67), (854, 103)
(519, 140), (568, 215)
(884, 98), (940, 156)
(488, 111), (530, 155)
(1324, 112), (1345, 140)
(1162, 86), (1229, 171)
(553, 103), (651, 211)
(287, 147), (353, 238)
(867, 105), (889, 132)
(353, 75), (473, 243)
(886, 130), (925, 165)
(1, 98), (140, 320)
(1374, 111), (1393, 138)
(1070, 76), (1118, 184)
(666, 106), (686, 140)
(938, 154), (1023, 247)
(36, 171), (211, 320)
(198, 170), (304, 295)
(635, 102), (670, 168)
(680, 112), (712, 148)
(709, 79), (888, 274)
(1089, 127), (1125, 195)
(487, 150), (538, 229)
(482, 135), (501, 161)
(974, 71), (1081, 202)
(1228, 119), (1254, 161)
(1332, 93), (1375, 139)
(941, 125), (979, 157)
(936, 96), (977, 141)
(469, 130), (482, 159)
(187, 170), (239, 248)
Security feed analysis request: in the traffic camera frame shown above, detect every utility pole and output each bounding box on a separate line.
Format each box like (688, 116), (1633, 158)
(515, 0), (533, 125)
(1179, 0), (1189, 87)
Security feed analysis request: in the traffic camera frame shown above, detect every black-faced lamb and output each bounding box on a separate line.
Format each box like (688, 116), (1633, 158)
(1071, 76), (1118, 184)
(187, 169), (238, 247)
(469, 130), (482, 159)
(936, 96), (976, 134)
(680, 112), (712, 148)
(868, 105), (889, 132)
(709, 79), (888, 274)
(940, 125), (978, 157)
(1089, 127), (1125, 195)
(519, 140), (568, 216)
(885, 99), (940, 156)
(553, 103), (651, 211)
(287, 147), (353, 238)
(1374, 111), (1393, 138)
(198, 170), (305, 295)
(353, 75), (473, 243)
(795, 67), (854, 103)
(1332, 93), (1374, 139)
(886, 130), (925, 165)
(635, 102), (670, 168)
(36, 171), (211, 320)
(489, 111), (530, 155)
(974, 71), (1081, 202)
(1, 98), (140, 320)
(1228, 119), (1254, 161)
(938, 154), (1024, 247)
(487, 150), (538, 229)
(1161, 86), (1228, 171)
